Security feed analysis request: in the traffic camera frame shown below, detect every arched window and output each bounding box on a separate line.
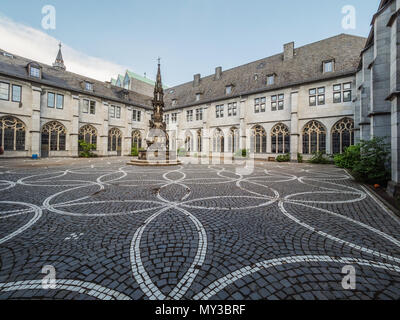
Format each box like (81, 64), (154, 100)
(42, 121), (66, 152)
(271, 123), (290, 154)
(185, 136), (192, 152)
(79, 125), (97, 149)
(108, 128), (122, 152)
(229, 127), (239, 153)
(197, 129), (202, 153)
(213, 129), (224, 153)
(332, 118), (354, 154)
(251, 126), (267, 154)
(302, 121), (326, 154)
(0, 116), (26, 151)
(132, 130), (142, 149)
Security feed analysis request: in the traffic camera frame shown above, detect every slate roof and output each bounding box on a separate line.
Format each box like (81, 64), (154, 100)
(0, 52), (154, 110)
(164, 34), (366, 111)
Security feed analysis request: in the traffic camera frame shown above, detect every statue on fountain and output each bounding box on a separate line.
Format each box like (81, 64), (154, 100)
(130, 59), (180, 166)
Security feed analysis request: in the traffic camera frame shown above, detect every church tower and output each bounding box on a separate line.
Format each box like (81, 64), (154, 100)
(53, 43), (66, 71)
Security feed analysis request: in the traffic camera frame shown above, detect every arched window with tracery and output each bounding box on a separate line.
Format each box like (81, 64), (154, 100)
(271, 123), (290, 154)
(213, 129), (224, 153)
(0, 116), (26, 151)
(185, 136), (192, 152)
(332, 118), (354, 154)
(197, 129), (202, 152)
(132, 130), (142, 149)
(108, 128), (122, 152)
(229, 127), (239, 153)
(79, 125), (97, 149)
(251, 126), (267, 154)
(302, 121), (326, 154)
(42, 121), (66, 152)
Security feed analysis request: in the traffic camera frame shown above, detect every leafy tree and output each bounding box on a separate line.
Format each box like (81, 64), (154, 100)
(79, 140), (97, 158)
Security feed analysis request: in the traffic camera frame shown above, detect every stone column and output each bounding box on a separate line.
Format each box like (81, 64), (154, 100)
(70, 95), (80, 157)
(100, 102), (110, 157)
(239, 99), (247, 152)
(290, 91), (299, 161)
(31, 86), (42, 157)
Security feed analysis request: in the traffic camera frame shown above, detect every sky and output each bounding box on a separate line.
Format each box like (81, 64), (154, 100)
(0, 0), (380, 87)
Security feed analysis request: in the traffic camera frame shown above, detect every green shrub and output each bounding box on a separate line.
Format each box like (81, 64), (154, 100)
(78, 140), (97, 158)
(276, 153), (291, 162)
(309, 151), (332, 164)
(297, 153), (303, 163)
(334, 145), (361, 169)
(234, 149), (248, 158)
(177, 148), (186, 156)
(131, 144), (139, 157)
(351, 137), (391, 186)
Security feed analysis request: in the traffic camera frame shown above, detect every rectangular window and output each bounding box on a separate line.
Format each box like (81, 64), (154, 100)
(309, 88), (316, 106)
(30, 66), (40, 78)
(216, 105), (224, 118)
(133, 110), (141, 122)
(85, 82), (93, 91)
(323, 61), (333, 73)
(196, 108), (203, 121)
(47, 92), (55, 108)
(116, 106), (121, 118)
(226, 86), (232, 95)
(228, 102), (237, 116)
(333, 84), (341, 92)
(333, 92), (341, 103)
(164, 114), (169, 124)
(83, 99), (90, 113)
(171, 113), (177, 123)
(255, 98), (265, 113)
(343, 82), (352, 90)
(109, 105), (115, 118)
(343, 90), (352, 102)
(196, 93), (201, 101)
(56, 94), (64, 109)
(0, 82), (10, 101)
(272, 94), (284, 111)
(12, 85), (21, 102)
(267, 75), (275, 85)
(172, 99), (177, 106)
(317, 87), (325, 105)
(186, 110), (193, 122)
(89, 100), (96, 114)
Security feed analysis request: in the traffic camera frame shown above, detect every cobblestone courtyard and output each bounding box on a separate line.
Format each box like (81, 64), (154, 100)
(0, 157), (399, 300)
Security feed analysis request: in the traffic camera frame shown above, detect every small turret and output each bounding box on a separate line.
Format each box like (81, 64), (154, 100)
(53, 42), (66, 71)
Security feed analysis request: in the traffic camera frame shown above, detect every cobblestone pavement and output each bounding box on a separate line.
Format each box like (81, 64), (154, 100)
(0, 157), (399, 300)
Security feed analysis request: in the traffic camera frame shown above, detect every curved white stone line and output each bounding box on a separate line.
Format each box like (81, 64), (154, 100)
(193, 255), (400, 300)
(130, 206), (170, 300)
(0, 180), (16, 191)
(278, 201), (400, 264)
(0, 279), (131, 300)
(180, 196), (277, 211)
(167, 205), (208, 300)
(0, 202), (42, 245)
(288, 200), (400, 248)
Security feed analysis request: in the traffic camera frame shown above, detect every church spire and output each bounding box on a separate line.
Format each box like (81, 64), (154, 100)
(53, 42), (66, 71)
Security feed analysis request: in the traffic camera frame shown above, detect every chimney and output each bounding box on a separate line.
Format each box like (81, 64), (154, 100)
(194, 73), (201, 86)
(283, 42), (294, 61)
(215, 66), (222, 80)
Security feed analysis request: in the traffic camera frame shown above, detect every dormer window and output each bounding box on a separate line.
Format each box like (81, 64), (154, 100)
(85, 82), (93, 91)
(323, 60), (334, 73)
(29, 66), (41, 78)
(267, 75), (275, 85)
(226, 85), (232, 95)
(172, 99), (177, 106)
(196, 93), (201, 101)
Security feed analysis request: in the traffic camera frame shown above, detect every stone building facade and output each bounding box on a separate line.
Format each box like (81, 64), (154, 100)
(355, 0), (400, 195)
(0, 33), (367, 161)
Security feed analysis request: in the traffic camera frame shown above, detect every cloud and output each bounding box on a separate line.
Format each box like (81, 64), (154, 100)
(0, 14), (127, 82)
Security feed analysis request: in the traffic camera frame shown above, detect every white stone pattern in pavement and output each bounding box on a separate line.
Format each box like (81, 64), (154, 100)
(0, 158), (399, 300)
